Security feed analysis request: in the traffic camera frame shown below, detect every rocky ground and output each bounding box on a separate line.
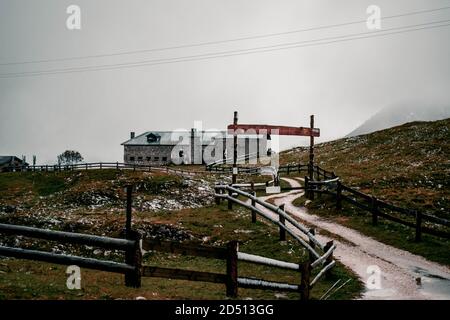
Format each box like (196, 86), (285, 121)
(0, 169), (222, 261)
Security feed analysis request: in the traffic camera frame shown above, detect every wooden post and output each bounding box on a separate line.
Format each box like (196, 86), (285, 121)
(415, 211), (422, 242)
(125, 185), (132, 238)
(116, 161), (119, 170)
(214, 186), (221, 205)
(371, 196), (378, 226)
(278, 204), (286, 241)
(308, 228), (316, 263)
(323, 241), (334, 278)
(85, 163), (88, 171)
(299, 262), (311, 300)
(232, 111), (238, 185)
(228, 187), (233, 210)
(123, 186), (141, 288)
(336, 181), (342, 210)
(226, 240), (238, 297)
(309, 115), (314, 181)
(304, 176), (310, 200)
(287, 165), (290, 175)
(251, 193), (257, 223)
(251, 184), (257, 223)
(256, 136), (260, 163)
(125, 230), (142, 288)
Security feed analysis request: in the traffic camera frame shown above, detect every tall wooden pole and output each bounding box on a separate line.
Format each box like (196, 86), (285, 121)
(232, 111), (238, 185)
(125, 185), (132, 238)
(309, 115), (314, 180)
(309, 115), (315, 200)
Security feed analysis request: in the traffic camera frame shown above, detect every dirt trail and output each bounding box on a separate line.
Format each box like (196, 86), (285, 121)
(256, 177), (450, 300)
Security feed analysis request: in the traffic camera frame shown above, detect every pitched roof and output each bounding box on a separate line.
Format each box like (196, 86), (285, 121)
(121, 130), (228, 146)
(0, 156), (27, 166)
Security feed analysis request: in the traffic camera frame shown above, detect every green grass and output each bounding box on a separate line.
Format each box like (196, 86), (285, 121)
(0, 172), (68, 199)
(281, 118), (450, 219)
(0, 202), (363, 300)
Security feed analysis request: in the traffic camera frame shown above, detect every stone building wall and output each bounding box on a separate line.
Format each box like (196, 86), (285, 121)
(124, 137), (268, 166)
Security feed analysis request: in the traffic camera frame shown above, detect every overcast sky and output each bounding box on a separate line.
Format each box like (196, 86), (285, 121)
(1, 0), (450, 163)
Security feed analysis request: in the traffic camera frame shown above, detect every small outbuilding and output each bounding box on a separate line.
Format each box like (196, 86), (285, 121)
(0, 156), (28, 172)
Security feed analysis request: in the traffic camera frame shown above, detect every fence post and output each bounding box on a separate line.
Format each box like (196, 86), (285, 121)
(287, 165), (290, 175)
(323, 241), (334, 278)
(228, 186), (233, 210)
(125, 229), (142, 288)
(299, 262), (311, 300)
(124, 185), (141, 288)
(278, 204), (286, 241)
(415, 211), (422, 242)
(85, 163), (88, 171)
(336, 181), (342, 210)
(214, 185), (221, 205)
(251, 191), (257, 223)
(125, 185), (133, 237)
(308, 228), (316, 263)
(226, 240), (238, 298)
(304, 176), (309, 200)
(371, 196), (378, 226)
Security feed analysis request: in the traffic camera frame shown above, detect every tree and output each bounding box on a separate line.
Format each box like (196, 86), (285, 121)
(57, 150), (83, 165)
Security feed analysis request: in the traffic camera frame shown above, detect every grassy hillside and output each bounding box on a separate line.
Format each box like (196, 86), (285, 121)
(282, 118), (450, 218)
(281, 118), (450, 265)
(0, 169), (362, 300)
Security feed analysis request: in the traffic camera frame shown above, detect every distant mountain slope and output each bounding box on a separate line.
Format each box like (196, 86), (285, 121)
(281, 118), (450, 218)
(347, 103), (450, 137)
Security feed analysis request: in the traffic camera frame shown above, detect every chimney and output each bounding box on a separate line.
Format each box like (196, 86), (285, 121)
(130, 132), (135, 139)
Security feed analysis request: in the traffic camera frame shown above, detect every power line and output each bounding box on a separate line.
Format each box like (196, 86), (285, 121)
(1, 19), (449, 78)
(1, 5), (450, 66)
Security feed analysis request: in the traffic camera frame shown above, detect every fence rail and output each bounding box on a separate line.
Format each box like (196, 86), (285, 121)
(0, 183), (324, 299)
(305, 174), (450, 241)
(0, 222), (141, 286)
(2, 162), (219, 177)
(214, 184), (336, 299)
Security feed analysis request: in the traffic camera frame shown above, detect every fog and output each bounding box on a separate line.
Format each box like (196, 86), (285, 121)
(1, 0), (449, 163)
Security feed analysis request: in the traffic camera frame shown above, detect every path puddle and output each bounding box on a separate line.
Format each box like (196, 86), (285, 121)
(413, 266), (450, 299)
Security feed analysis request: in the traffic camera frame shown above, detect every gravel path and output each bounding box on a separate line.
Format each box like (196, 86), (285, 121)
(255, 177), (450, 300)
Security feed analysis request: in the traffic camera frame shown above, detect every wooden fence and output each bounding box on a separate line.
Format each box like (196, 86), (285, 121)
(214, 184), (336, 299)
(0, 184), (327, 299)
(0, 222), (142, 286)
(2, 162), (212, 177)
(305, 176), (450, 241)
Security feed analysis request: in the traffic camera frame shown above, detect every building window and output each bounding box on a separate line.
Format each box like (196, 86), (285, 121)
(138, 156), (143, 161)
(129, 156), (135, 161)
(154, 156), (159, 161)
(146, 157), (151, 161)
(179, 150), (184, 158)
(162, 156), (167, 162)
